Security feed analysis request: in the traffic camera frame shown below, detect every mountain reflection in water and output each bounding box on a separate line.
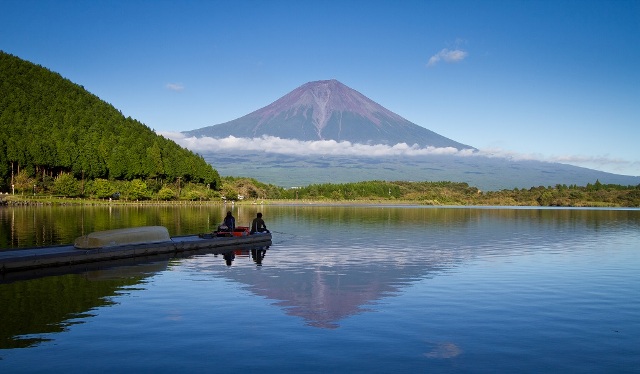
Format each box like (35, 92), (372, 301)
(200, 245), (455, 329)
(176, 206), (640, 329)
(1, 206), (638, 356)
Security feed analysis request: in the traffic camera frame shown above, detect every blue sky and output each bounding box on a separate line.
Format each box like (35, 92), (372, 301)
(2, 0), (639, 176)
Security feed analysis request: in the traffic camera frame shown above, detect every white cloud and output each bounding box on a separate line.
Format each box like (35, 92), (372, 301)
(548, 155), (640, 176)
(427, 48), (468, 67)
(475, 147), (640, 176)
(158, 132), (639, 176)
(158, 131), (187, 139)
(160, 133), (474, 157)
(166, 83), (185, 92)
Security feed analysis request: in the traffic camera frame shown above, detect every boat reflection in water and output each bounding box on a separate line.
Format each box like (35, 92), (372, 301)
(220, 246), (269, 266)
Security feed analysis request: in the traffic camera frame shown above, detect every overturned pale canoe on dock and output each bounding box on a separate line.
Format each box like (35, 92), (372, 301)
(74, 226), (172, 249)
(0, 226), (272, 274)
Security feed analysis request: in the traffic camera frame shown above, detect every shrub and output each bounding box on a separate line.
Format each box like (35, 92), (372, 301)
(157, 187), (176, 201)
(52, 173), (80, 197)
(126, 179), (149, 200)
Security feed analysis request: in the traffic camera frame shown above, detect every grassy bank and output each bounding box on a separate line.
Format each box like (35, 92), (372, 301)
(2, 193), (638, 208)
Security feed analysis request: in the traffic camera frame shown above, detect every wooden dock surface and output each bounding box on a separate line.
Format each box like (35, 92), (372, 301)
(0, 234), (272, 273)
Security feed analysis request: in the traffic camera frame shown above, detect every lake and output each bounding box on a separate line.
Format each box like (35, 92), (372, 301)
(1, 205), (639, 373)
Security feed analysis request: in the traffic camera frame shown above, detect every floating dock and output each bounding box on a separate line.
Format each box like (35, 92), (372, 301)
(0, 229), (272, 274)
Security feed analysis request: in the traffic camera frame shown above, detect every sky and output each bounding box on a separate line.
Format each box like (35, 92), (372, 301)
(1, 0), (639, 176)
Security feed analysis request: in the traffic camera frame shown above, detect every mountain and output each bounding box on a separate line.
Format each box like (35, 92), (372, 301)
(184, 79), (474, 150)
(203, 150), (640, 191)
(0, 51), (219, 188)
(181, 79), (638, 190)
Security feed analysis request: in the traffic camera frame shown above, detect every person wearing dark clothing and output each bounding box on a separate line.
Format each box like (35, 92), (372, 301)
(220, 211), (235, 232)
(250, 212), (268, 234)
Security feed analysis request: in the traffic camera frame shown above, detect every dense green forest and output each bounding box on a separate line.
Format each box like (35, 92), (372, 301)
(271, 180), (640, 207)
(173, 178), (639, 207)
(0, 51), (220, 196)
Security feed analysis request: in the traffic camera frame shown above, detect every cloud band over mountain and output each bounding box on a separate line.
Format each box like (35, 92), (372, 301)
(161, 132), (638, 176)
(164, 133), (472, 156)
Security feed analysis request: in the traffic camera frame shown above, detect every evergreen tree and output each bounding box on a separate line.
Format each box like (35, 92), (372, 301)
(0, 51), (221, 193)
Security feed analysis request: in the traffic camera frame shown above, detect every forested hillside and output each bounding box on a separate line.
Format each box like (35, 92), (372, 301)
(276, 180), (640, 207)
(0, 51), (219, 196)
(210, 178), (640, 207)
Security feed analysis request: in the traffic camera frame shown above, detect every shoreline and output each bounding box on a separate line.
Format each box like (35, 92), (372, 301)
(0, 195), (636, 208)
(0, 196), (436, 207)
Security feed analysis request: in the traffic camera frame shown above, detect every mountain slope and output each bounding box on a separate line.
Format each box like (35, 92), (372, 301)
(185, 79), (474, 150)
(0, 51), (219, 188)
(203, 150), (640, 191)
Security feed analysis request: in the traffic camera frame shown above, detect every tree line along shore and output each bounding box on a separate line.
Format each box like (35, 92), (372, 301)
(1, 177), (638, 208)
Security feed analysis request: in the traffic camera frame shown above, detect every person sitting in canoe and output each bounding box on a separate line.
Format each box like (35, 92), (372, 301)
(250, 212), (269, 234)
(218, 211), (236, 232)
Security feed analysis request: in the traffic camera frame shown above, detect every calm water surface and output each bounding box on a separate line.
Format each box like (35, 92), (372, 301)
(1, 205), (639, 373)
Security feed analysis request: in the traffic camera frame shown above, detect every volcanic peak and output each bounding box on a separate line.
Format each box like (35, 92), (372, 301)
(252, 79), (403, 137)
(184, 79), (474, 150)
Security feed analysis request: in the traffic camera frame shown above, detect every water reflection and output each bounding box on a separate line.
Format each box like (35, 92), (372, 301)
(0, 261), (165, 349)
(207, 245), (457, 329)
(0, 204), (265, 250)
(1, 206), (638, 347)
(251, 247), (267, 265)
(215, 246), (270, 267)
(0, 245), (269, 349)
(2, 204), (638, 250)
(195, 207), (639, 329)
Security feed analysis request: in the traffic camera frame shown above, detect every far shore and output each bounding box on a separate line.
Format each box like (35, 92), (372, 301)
(1, 195), (436, 207)
(1, 194), (635, 208)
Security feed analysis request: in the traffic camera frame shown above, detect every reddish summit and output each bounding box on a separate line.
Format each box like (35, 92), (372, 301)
(185, 80), (474, 150)
(254, 79), (405, 136)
